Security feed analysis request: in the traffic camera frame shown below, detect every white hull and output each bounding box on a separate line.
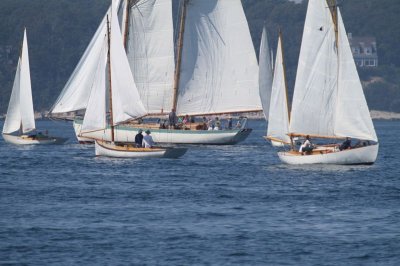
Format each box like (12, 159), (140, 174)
(74, 121), (251, 145)
(278, 144), (379, 165)
(2, 134), (67, 145)
(271, 140), (285, 147)
(95, 141), (187, 159)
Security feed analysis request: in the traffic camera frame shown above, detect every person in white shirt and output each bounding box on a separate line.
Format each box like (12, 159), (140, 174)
(142, 130), (155, 148)
(299, 135), (312, 153)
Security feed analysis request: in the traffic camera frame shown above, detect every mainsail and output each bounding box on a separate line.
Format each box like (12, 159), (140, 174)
(124, 0), (175, 114)
(81, 0), (146, 132)
(289, 0), (338, 137)
(259, 25), (273, 120)
(3, 29), (35, 134)
(267, 34), (290, 144)
(176, 0), (262, 116)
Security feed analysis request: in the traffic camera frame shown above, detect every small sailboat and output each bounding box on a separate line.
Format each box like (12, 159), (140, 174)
(79, 1), (186, 158)
(50, 0), (261, 145)
(2, 29), (66, 145)
(262, 30), (291, 147)
(278, 0), (378, 165)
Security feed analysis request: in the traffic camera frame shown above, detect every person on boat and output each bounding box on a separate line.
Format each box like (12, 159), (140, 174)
(142, 130), (155, 148)
(299, 135), (313, 154)
(168, 108), (178, 129)
(235, 120), (242, 129)
(339, 137), (351, 151)
(227, 118), (233, 130)
(202, 116), (208, 130)
(214, 117), (221, 130)
(135, 129), (144, 148)
(207, 118), (214, 130)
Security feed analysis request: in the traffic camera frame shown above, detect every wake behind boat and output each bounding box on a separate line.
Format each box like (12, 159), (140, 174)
(2, 29), (67, 145)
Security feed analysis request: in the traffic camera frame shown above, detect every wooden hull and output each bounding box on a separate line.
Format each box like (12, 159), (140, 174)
(74, 120), (251, 145)
(95, 141), (187, 158)
(2, 134), (67, 145)
(278, 144), (379, 165)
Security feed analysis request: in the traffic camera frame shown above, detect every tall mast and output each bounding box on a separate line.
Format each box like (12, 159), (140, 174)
(106, 15), (115, 142)
(328, 0), (339, 49)
(278, 29), (290, 123)
(172, 0), (188, 111)
(123, 0), (131, 49)
(123, 0), (140, 49)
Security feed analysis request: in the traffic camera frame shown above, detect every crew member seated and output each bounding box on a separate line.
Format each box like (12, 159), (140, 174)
(339, 137), (351, 151)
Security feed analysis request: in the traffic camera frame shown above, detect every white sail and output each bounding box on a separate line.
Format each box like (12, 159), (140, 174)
(289, 0), (338, 136)
(259, 25), (273, 120)
(267, 35), (290, 144)
(176, 0), (262, 116)
(3, 29), (35, 134)
(110, 1), (147, 124)
(3, 59), (22, 134)
(125, 0), (175, 114)
(81, 42), (108, 132)
(50, 8), (110, 114)
(334, 9), (377, 142)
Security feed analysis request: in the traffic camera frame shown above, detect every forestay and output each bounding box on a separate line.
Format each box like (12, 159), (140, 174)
(267, 35), (290, 144)
(289, 0), (338, 137)
(176, 0), (261, 116)
(259, 25), (273, 120)
(125, 0), (175, 114)
(334, 9), (377, 142)
(3, 29), (35, 134)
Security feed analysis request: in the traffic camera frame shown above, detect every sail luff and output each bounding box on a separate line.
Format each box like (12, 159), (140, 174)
(106, 15), (115, 142)
(259, 25), (273, 120)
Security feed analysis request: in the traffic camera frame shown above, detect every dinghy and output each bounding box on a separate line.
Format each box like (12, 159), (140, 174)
(2, 29), (66, 145)
(78, 1), (187, 158)
(278, 0), (378, 165)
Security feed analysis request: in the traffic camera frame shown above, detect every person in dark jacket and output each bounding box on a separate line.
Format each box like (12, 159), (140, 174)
(339, 137), (351, 151)
(168, 108), (178, 129)
(135, 129), (144, 148)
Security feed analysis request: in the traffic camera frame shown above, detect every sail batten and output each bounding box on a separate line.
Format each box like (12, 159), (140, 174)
(176, 0), (261, 116)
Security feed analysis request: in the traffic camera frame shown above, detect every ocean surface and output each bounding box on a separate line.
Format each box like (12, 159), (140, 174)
(0, 119), (399, 265)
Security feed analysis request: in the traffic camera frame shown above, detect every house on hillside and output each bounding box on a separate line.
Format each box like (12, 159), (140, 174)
(348, 33), (378, 67)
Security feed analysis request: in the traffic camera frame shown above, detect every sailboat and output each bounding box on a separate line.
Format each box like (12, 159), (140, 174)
(262, 30), (291, 147)
(50, 0), (262, 145)
(79, 0), (187, 158)
(278, 0), (378, 165)
(2, 29), (67, 145)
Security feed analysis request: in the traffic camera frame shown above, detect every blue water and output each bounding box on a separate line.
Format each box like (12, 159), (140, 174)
(0, 119), (399, 265)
